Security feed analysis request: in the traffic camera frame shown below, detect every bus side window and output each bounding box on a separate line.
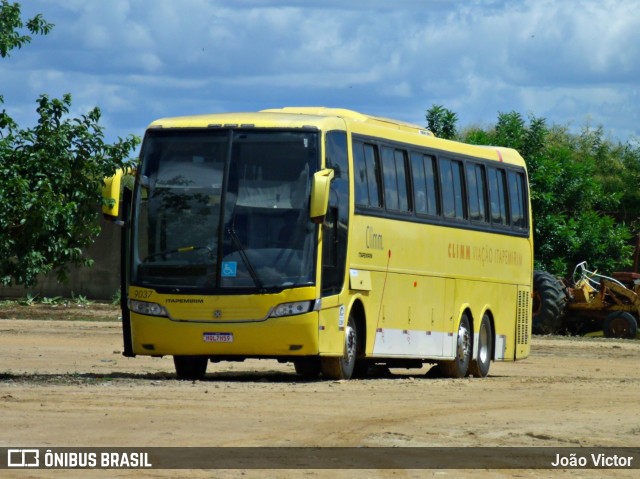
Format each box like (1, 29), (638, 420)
(382, 147), (411, 213)
(466, 162), (488, 223)
(394, 149), (410, 212)
(364, 144), (382, 208)
(353, 140), (382, 209)
(488, 167), (508, 226)
(353, 141), (369, 206)
(440, 158), (466, 220)
(411, 153), (439, 216)
(381, 147), (398, 211)
(508, 171), (527, 229)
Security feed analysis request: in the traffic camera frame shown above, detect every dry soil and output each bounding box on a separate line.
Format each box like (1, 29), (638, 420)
(0, 303), (638, 478)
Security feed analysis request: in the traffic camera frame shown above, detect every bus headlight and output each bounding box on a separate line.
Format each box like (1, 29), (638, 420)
(269, 301), (314, 318)
(128, 299), (169, 317)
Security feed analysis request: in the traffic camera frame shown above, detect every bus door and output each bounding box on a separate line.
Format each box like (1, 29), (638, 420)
(319, 131), (350, 354)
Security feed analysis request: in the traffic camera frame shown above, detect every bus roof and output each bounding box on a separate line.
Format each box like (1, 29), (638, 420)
(262, 107), (434, 135)
(147, 107), (525, 168)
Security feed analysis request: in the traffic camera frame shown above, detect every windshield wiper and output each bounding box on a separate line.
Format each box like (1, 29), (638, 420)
(226, 226), (265, 292)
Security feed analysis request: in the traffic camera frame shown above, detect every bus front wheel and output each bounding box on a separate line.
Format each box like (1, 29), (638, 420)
(321, 315), (358, 380)
(439, 314), (471, 378)
(173, 355), (208, 380)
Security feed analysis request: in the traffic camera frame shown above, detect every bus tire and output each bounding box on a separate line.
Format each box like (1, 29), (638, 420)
(603, 312), (638, 339)
(532, 270), (566, 334)
(321, 314), (357, 380)
(173, 355), (208, 380)
(439, 313), (471, 378)
(468, 314), (492, 378)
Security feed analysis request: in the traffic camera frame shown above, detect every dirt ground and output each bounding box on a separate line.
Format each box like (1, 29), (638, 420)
(0, 303), (639, 479)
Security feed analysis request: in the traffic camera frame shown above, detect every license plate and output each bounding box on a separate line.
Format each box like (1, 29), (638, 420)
(203, 332), (233, 343)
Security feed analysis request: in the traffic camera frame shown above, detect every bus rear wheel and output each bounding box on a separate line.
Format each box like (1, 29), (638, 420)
(321, 315), (357, 380)
(173, 355), (208, 380)
(468, 314), (493, 378)
(439, 314), (471, 378)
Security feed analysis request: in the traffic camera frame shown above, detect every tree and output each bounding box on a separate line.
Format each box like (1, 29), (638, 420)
(527, 123), (633, 275)
(0, 0), (52, 58)
(0, 2), (140, 286)
(426, 104), (458, 140)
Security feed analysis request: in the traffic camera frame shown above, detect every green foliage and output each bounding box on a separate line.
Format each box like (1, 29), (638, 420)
(111, 288), (122, 306)
(40, 295), (63, 305)
(17, 292), (37, 306)
(0, 4), (140, 286)
(71, 292), (92, 307)
(426, 104), (458, 140)
(0, 0), (53, 58)
(459, 111), (637, 277)
(528, 125), (633, 275)
(0, 94), (140, 286)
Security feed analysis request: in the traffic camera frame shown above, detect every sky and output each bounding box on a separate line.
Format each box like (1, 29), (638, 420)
(2, 0), (639, 151)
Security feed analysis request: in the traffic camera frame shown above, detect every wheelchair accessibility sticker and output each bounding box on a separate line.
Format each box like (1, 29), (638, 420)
(221, 261), (237, 277)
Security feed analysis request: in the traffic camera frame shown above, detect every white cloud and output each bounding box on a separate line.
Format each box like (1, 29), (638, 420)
(4, 0), (639, 143)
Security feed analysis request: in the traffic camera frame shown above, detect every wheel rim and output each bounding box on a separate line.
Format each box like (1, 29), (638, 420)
(344, 323), (357, 366)
(610, 317), (630, 337)
(457, 321), (471, 361)
(478, 322), (489, 364)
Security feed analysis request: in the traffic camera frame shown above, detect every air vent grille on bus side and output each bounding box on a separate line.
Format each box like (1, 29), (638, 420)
(516, 289), (530, 345)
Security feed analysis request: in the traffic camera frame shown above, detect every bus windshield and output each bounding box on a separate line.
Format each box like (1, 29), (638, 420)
(133, 129), (318, 292)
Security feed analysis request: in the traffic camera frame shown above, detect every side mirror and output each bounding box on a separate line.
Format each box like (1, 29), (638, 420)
(309, 168), (335, 224)
(102, 167), (135, 224)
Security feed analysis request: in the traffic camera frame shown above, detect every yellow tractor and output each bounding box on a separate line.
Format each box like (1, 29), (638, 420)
(533, 262), (640, 338)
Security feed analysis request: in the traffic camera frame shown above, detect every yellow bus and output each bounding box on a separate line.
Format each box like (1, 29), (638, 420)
(103, 107), (533, 380)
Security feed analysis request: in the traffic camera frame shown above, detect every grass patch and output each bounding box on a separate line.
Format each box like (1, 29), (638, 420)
(0, 300), (120, 322)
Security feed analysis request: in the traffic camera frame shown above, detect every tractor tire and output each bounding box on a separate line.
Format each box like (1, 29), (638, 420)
(603, 312), (638, 339)
(532, 270), (567, 334)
